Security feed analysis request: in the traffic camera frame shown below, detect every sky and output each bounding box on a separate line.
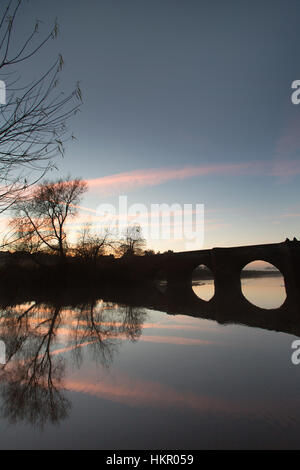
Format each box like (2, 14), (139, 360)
(1, 0), (300, 251)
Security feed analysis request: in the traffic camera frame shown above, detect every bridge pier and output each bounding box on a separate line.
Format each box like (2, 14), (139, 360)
(284, 242), (300, 307)
(211, 248), (242, 309)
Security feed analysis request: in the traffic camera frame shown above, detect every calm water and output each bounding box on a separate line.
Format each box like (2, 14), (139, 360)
(1, 276), (300, 450)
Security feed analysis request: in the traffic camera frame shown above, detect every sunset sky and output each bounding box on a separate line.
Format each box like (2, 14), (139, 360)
(2, 0), (300, 251)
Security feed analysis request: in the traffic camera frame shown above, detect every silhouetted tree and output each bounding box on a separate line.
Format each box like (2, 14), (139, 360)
(118, 224), (146, 256)
(144, 249), (155, 256)
(10, 177), (87, 258)
(5, 217), (43, 253)
(75, 223), (113, 262)
(0, 0), (82, 213)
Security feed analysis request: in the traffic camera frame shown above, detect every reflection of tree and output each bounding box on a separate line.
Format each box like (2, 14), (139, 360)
(118, 305), (147, 342)
(0, 299), (147, 428)
(0, 362), (69, 428)
(0, 303), (69, 428)
(71, 301), (147, 368)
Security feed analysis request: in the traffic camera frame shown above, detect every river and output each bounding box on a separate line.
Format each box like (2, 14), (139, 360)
(0, 275), (299, 449)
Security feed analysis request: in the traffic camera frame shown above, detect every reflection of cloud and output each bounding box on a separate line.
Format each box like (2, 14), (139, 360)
(3, 340), (98, 371)
(50, 341), (97, 356)
(66, 370), (296, 418)
(64, 370), (300, 421)
(14, 314), (219, 348)
(138, 335), (213, 346)
(55, 328), (217, 347)
(65, 374), (241, 414)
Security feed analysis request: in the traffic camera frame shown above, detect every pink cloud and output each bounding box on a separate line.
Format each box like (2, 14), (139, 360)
(282, 212), (300, 218)
(87, 163), (261, 196)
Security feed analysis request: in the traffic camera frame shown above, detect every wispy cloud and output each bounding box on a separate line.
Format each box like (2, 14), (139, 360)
(282, 212), (300, 218)
(87, 163), (260, 196)
(86, 160), (299, 196)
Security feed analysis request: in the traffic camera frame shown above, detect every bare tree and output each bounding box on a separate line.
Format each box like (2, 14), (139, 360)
(75, 223), (113, 262)
(0, 0), (82, 213)
(10, 177), (87, 258)
(6, 216), (43, 253)
(118, 224), (146, 256)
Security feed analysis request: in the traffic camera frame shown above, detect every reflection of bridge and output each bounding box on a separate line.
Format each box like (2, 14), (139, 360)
(5, 276), (299, 338)
(99, 282), (300, 338)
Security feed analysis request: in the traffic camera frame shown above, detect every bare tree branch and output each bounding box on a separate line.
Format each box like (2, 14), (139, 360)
(0, 0), (82, 213)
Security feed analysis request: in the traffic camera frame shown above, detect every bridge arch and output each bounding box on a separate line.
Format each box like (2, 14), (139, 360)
(192, 263), (215, 302)
(240, 260), (287, 309)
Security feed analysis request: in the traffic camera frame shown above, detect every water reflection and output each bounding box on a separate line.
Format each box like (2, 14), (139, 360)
(192, 280), (215, 301)
(241, 277), (286, 309)
(0, 301), (146, 428)
(0, 304), (70, 428)
(0, 277), (299, 448)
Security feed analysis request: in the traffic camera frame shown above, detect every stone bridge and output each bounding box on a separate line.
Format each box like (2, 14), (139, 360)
(129, 239), (300, 310)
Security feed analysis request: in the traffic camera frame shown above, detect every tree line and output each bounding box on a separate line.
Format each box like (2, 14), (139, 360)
(4, 176), (148, 259)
